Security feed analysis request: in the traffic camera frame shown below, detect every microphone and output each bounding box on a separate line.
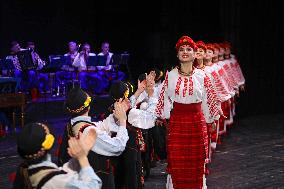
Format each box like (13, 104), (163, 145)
(77, 43), (81, 52)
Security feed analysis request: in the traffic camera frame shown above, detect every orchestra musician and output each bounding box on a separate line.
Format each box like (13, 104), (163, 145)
(4, 41), (37, 93)
(72, 43), (100, 92)
(97, 42), (126, 94)
(26, 41), (49, 94)
(55, 41), (78, 94)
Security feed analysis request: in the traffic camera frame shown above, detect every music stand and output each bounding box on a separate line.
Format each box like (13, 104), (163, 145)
(86, 55), (97, 67)
(120, 53), (130, 65)
(109, 53), (130, 80)
(62, 55), (73, 67)
(45, 55), (65, 73)
(96, 55), (107, 66)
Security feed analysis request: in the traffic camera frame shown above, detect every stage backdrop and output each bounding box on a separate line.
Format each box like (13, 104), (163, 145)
(1, 0), (283, 117)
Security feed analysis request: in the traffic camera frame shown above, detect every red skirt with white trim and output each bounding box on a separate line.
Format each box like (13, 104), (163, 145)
(219, 100), (231, 135)
(167, 102), (208, 189)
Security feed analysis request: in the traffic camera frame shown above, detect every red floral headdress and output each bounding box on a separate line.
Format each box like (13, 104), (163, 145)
(195, 40), (207, 51)
(175, 36), (196, 51)
(222, 41), (231, 49)
(213, 43), (221, 51)
(206, 43), (215, 51)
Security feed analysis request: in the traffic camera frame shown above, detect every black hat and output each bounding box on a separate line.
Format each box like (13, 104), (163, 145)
(17, 123), (54, 160)
(138, 73), (146, 82)
(65, 86), (92, 115)
(151, 68), (164, 82)
(109, 81), (134, 101)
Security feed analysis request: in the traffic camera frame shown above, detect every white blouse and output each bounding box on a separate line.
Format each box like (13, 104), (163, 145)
(128, 86), (160, 129)
(204, 64), (234, 101)
(155, 68), (220, 123)
(229, 57), (245, 86)
(217, 60), (239, 91)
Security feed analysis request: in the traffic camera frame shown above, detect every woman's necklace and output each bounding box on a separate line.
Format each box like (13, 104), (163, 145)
(196, 64), (206, 70)
(178, 66), (194, 76)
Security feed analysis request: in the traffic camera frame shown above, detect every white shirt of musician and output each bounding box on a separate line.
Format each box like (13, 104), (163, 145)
(72, 53), (96, 71)
(96, 52), (113, 71)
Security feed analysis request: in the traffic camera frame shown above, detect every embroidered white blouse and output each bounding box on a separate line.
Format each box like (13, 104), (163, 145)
(128, 84), (160, 129)
(155, 68), (220, 123)
(204, 64), (234, 101)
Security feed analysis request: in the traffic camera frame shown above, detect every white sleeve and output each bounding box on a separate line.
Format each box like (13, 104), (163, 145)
(84, 126), (129, 156)
(128, 96), (158, 129)
(129, 95), (137, 108)
(155, 71), (172, 119)
(201, 75), (220, 123)
(72, 54), (81, 67)
(45, 161), (102, 189)
(94, 114), (119, 133)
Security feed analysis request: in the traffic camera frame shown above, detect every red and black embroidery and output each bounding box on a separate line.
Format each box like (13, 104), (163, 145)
(183, 77), (188, 97)
(155, 71), (169, 117)
(204, 75), (219, 118)
(175, 76), (182, 96)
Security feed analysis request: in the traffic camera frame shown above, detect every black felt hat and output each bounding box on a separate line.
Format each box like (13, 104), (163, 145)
(138, 73), (146, 82)
(17, 123), (54, 159)
(109, 80), (134, 101)
(65, 86), (91, 114)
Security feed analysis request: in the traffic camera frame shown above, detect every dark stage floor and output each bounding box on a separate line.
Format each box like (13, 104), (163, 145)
(1, 97), (284, 188)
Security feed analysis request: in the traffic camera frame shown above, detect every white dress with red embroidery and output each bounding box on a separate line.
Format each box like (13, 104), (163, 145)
(155, 67), (220, 189)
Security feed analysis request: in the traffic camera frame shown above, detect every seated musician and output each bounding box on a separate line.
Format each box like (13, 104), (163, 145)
(26, 41), (49, 94)
(72, 43), (99, 92)
(97, 42), (126, 93)
(5, 41), (37, 93)
(55, 41), (77, 91)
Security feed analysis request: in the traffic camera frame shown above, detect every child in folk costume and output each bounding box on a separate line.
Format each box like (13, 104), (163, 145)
(13, 122), (102, 189)
(155, 36), (220, 189)
(58, 87), (129, 189)
(109, 81), (145, 189)
(127, 70), (159, 178)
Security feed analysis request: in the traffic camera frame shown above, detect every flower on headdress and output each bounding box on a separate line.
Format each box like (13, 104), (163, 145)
(124, 89), (129, 99)
(42, 134), (55, 150)
(175, 36), (195, 50)
(84, 96), (91, 107)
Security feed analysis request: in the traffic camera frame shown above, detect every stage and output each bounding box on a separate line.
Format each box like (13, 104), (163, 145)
(1, 96), (283, 188)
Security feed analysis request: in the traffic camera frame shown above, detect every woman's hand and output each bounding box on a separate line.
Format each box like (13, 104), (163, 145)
(137, 80), (146, 93)
(145, 71), (156, 97)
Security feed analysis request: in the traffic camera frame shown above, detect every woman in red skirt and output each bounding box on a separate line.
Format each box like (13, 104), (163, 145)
(155, 36), (220, 189)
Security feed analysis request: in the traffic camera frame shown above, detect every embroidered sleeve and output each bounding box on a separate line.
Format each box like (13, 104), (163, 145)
(218, 68), (235, 95)
(223, 63), (238, 89)
(155, 71), (170, 119)
(211, 71), (231, 101)
(201, 74), (220, 123)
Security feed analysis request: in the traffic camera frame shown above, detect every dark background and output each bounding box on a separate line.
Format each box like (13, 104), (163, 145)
(1, 0), (283, 117)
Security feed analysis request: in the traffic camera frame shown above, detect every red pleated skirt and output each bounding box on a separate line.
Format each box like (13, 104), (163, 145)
(167, 102), (208, 189)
